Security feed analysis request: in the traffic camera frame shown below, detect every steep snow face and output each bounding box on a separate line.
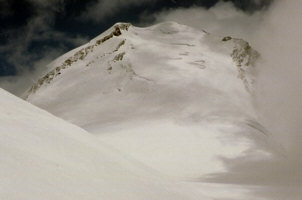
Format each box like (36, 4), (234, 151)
(1, 88), (219, 200)
(26, 22), (270, 179)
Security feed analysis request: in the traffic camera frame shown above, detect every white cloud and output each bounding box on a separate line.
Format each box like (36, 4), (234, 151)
(153, 2), (265, 40)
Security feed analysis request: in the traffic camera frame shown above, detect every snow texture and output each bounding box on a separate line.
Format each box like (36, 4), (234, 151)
(1, 88), (217, 200)
(27, 22), (271, 179)
(1, 22), (284, 199)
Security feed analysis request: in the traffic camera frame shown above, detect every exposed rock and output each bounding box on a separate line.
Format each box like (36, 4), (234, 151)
(113, 52), (126, 62)
(222, 36), (232, 42)
(114, 40), (126, 52)
(231, 39), (260, 92)
(24, 23), (131, 99)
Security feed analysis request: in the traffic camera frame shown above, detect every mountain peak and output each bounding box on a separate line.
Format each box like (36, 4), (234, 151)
(24, 22), (268, 179)
(24, 22), (258, 99)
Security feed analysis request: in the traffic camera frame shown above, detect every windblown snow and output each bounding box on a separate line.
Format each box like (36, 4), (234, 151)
(26, 21), (271, 179)
(1, 22), (284, 199)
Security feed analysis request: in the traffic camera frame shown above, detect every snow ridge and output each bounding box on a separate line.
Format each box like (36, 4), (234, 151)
(24, 23), (131, 99)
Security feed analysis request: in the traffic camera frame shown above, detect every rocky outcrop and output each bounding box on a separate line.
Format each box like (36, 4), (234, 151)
(24, 24), (131, 99)
(222, 37), (260, 92)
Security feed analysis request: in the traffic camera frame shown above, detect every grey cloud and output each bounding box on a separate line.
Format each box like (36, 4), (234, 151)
(254, 0), (302, 166)
(83, 0), (156, 22)
(28, 0), (66, 11)
(153, 0), (302, 199)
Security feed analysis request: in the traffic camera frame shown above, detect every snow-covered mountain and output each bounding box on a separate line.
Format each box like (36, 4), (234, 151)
(25, 21), (274, 179)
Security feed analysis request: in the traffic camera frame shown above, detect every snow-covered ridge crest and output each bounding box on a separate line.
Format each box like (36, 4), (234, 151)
(24, 23), (131, 99)
(24, 22), (259, 99)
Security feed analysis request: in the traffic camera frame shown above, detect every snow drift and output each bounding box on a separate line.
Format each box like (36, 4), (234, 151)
(0, 88), (216, 200)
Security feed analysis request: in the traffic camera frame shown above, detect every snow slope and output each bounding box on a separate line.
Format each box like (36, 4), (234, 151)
(1, 88), (221, 200)
(26, 22), (274, 179)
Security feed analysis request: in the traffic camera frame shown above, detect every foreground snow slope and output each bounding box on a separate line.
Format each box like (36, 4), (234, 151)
(27, 22), (274, 179)
(1, 88), (220, 200)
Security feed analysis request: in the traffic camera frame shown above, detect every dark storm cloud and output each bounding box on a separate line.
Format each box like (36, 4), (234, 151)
(0, 0), (90, 94)
(83, 0), (272, 22)
(0, 0), (273, 94)
(0, 0), (83, 68)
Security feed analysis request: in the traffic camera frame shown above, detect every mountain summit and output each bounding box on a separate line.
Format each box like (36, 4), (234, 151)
(26, 22), (258, 98)
(26, 22), (270, 179)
